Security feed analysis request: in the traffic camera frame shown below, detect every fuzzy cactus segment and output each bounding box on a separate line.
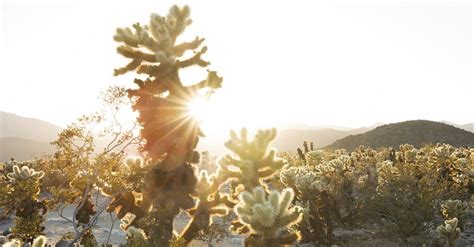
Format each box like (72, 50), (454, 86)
(235, 186), (302, 244)
(125, 226), (148, 247)
(437, 218), (461, 247)
(7, 165), (44, 182)
(32, 235), (47, 247)
(219, 128), (285, 190)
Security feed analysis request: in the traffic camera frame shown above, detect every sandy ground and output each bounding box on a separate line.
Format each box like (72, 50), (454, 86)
(1, 205), (473, 246)
(0, 204), (243, 246)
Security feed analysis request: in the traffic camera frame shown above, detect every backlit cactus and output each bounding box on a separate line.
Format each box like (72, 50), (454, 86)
(437, 218), (461, 247)
(0, 235), (48, 247)
(7, 165), (44, 182)
(440, 199), (469, 232)
(4, 165), (47, 242)
(218, 128), (285, 192)
(235, 186), (302, 246)
(111, 5), (223, 246)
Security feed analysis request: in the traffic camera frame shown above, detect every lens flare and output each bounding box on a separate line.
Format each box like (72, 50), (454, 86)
(187, 96), (210, 122)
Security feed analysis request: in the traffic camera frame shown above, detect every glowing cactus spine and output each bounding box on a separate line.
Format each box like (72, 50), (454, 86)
(235, 187), (302, 246)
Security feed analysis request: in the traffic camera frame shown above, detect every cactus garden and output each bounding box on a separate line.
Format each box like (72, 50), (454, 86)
(1, 3), (473, 247)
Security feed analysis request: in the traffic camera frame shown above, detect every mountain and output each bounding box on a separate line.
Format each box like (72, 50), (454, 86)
(0, 137), (55, 161)
(325, 120), (474, 150)
(0, 111), (61, 161)
(347, 123), (384, 135)
(0, 111), (62, 142)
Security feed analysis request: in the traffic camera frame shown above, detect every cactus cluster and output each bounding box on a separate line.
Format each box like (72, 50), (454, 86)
(2, 4), (472, 247)
(277, 143), (473, 244)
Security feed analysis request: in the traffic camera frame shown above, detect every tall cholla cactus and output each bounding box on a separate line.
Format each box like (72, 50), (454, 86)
(113, 4), (222, 165)
(5, 165), (47, 242)
(235, 187), (302, 246)
(112, 5), (223, 246)
(437, 218), (461, 247)
(219, 128), (285, 192)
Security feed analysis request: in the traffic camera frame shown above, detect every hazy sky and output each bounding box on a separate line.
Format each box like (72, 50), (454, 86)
(1, 0), (473, 131)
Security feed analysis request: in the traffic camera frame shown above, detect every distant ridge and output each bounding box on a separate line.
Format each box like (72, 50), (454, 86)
(0, 111), (62, 142)
(274, 128), (349, 152)
(325, 120), (474, 150)
(0, 137), (55, 161)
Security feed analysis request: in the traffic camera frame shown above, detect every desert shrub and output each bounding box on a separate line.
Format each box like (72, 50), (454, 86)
(368, 160), (439, 238)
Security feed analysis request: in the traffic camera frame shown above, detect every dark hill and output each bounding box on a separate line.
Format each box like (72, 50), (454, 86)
(325, 120), (474, 150)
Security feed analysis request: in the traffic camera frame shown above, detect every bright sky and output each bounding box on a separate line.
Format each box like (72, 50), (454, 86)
(1, 0), (473, 132)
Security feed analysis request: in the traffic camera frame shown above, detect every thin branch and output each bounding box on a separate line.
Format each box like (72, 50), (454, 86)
(57, 204), (74, 224)
(67, 195), (115, 246)
(106, 212), (117, 245)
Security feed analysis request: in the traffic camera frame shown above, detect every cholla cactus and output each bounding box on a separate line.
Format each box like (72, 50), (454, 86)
(114, 4), (222, 163)
(111, 4), (223, 246)
(437, 218), (461, 247)
(219, 128), (285, 192)
(440, 199), (469, 231)
(280, 166), (331, 198)
(7, 165), (44, 182)
(179, 170), (234, 244)
(125, 226), (148, 247)
(4, 165), (47, 242)
(235, 187), (302, 246)
(0, 235), (47, 247)
(31, 236), (47, 247)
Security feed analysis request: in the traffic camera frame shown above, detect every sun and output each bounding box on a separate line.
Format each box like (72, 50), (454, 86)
(187, 96), (212, 123)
